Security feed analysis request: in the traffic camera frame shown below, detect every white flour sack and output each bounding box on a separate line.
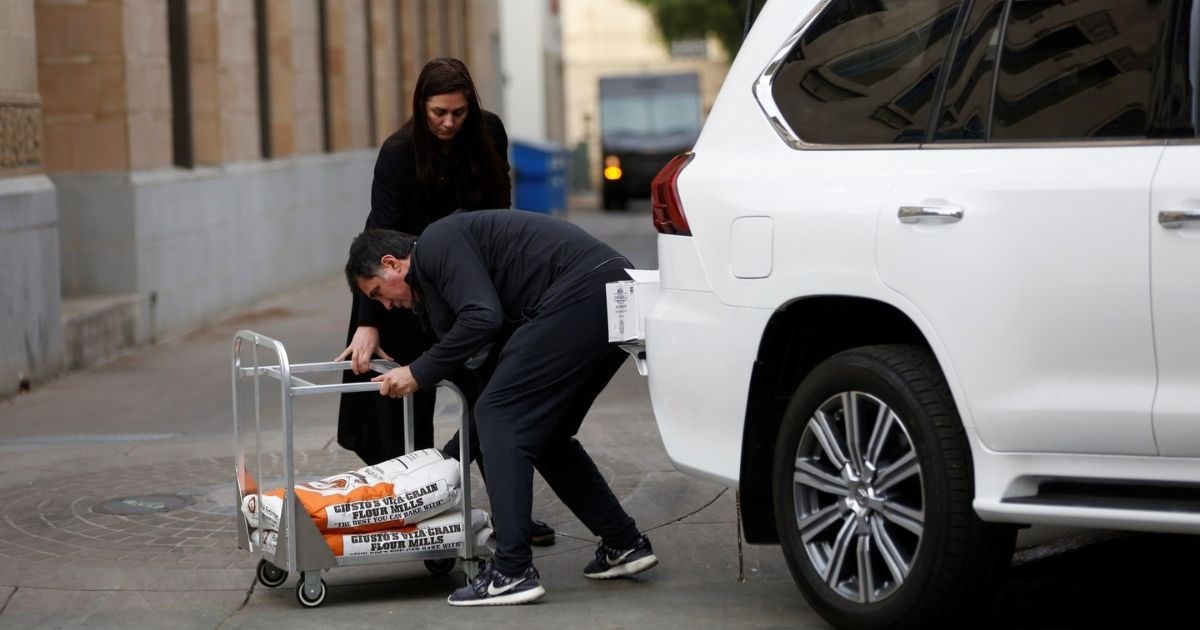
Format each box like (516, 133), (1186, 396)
(241, 492), (284, 531)
(323, 508), (493, 558)
(239, 448), (461, 533)
(250, 528), (279, 557)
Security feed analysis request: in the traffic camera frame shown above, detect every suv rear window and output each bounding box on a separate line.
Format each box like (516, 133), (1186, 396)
(771, 0), (964, 145)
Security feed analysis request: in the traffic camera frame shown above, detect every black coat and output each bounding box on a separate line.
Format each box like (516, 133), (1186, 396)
(338, 111), (511, 465)
(405, 210), (627, 390)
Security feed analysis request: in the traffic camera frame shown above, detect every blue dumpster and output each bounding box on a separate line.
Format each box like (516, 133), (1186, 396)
(511, 139), (568, 214)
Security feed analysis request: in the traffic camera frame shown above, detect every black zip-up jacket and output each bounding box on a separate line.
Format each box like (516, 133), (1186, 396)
(404, 209), (627, 388)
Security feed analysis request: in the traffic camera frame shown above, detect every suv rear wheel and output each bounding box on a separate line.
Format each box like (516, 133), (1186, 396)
(772, 345), (1015, 629)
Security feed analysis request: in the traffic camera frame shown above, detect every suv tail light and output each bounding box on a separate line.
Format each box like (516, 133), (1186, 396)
(651, 152), (694, 236)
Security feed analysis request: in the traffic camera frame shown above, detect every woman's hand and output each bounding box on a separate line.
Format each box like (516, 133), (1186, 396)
(335, 326), (393, 374)
(372, 366), (419, 398)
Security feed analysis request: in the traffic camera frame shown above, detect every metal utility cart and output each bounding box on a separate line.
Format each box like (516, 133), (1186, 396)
(232, 330), (488, 608)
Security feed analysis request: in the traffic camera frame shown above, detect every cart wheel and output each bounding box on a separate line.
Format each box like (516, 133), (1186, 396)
(295, 578), (327, 608)
(256, 559), (287, 588)
(424, 558), (456, 575)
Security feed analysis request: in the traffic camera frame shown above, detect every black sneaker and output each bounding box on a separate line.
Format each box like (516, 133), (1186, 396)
(583, 535), (658, 579)
(530, 519), (556, 546)
(447, 560), (545, 606)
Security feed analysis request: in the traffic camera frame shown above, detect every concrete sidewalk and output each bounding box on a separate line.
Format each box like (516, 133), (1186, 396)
(0, 210), (818, 629)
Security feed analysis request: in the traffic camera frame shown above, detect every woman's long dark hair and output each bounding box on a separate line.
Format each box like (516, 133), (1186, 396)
(407, 58), (507, 208)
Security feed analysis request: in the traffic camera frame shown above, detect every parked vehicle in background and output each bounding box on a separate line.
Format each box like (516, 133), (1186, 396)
(638, 0), (1200, 628)
(599, 73), (701, 210)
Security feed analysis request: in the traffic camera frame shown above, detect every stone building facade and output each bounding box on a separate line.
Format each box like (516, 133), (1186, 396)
(0, 0), (502, 398)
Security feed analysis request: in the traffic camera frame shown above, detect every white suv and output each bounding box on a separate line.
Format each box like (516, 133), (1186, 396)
(641, 0), (1199, 628)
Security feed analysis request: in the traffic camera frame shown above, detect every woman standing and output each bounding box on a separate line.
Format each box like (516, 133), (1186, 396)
(335, 58), (555, 545)
(337, 58), (509, 461)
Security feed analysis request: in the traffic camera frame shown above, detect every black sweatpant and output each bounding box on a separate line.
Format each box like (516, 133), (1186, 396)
(476, 264), (641, 575)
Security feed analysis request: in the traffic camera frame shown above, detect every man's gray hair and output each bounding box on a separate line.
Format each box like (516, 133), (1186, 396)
(344, 229), (418, 293)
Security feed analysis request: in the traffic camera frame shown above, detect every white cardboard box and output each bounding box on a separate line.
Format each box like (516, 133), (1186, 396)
(606, 269), (660, 343)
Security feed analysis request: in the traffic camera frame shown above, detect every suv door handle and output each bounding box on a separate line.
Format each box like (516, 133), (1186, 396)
(1158, 210), (1200, 229)
(898, 205), (963, 224)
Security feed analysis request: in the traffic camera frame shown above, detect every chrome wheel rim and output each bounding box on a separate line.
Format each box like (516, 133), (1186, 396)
(791, 391), (925, 603)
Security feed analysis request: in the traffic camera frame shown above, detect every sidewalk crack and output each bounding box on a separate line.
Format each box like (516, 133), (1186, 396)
(216, 576), (255, 629)
(0, 585), (16, 617)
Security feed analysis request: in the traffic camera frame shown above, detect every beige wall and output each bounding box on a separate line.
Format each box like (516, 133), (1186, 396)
(446, 0), (466, 61)
(124, 0), (172, 169)
(368, 0), (400, 143)
(188, 0), (260, 165)
(394, 0), (422, 125)
(1, 0), (43, 175)
(266, 0), (323, 157)
(0, 1), (39, 96)
(325, 0), (371, 151)
(37, 0), (124, 172)
(37, 0), (175, 171)
(423, 0), (443, 61)
(29, 0), (499, 172)
(465, 0), (501, 116)
(562, 0), (730, 186)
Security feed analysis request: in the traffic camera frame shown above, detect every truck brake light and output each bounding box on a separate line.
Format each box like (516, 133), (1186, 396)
(651, 152), (694, 236)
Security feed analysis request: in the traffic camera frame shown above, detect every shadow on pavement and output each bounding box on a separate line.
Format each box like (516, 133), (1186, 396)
(988, 533), (1197, 628)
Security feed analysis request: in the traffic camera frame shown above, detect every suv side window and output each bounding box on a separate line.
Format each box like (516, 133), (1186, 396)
(1158, 0), (1199, 137)
(771, 0), (963, 145)
(993, 1), (1173, 140)
(939, 0), (1174, 142)
(933, 0), (1006, 140)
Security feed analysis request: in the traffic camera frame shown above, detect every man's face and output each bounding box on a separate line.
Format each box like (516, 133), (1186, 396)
(357, 255), (414, 310)
(425, 91), (469, 142)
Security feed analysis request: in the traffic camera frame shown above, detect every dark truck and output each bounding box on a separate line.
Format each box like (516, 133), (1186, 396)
(598, 72), (701, 210)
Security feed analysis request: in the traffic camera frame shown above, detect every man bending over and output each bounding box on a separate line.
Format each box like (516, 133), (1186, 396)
(344, 209), (658, 605)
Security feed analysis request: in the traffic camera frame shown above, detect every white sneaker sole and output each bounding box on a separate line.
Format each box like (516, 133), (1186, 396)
(584, 554), (659, 580)
(447, 584), (546, 606)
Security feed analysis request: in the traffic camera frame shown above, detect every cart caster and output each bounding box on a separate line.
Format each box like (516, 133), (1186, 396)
(256, 559), (287, 588)
(424, 558), (456, 575)
(295, 577), (327, 608)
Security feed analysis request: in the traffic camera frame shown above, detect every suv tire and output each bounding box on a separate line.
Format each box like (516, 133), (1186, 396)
(772, 345), (1015, 629)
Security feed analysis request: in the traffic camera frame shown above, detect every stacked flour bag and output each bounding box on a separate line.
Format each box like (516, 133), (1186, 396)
(318, 508), (491, 558)
(253, 509), (493, 559)
(242, 448), (491, 557)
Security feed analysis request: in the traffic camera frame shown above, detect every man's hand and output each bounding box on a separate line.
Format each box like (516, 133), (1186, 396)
(335, 326), (393, 374)
(372, 366), (419, 398)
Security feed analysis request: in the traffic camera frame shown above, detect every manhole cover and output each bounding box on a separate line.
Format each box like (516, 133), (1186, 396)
(93, 494), (195, 515)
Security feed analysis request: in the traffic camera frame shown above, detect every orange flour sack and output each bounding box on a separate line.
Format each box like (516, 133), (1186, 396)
(322, 509), (492, 557)
(240, 448), (461, 533)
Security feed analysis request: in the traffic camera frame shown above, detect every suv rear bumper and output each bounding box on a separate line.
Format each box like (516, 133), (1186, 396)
(645, 287), (772, 487)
